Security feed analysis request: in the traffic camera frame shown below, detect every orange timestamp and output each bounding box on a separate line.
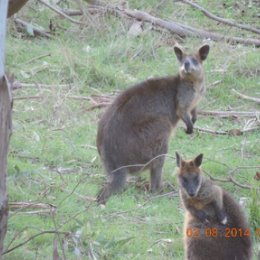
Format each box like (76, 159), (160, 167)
(186, 227), (260, 238)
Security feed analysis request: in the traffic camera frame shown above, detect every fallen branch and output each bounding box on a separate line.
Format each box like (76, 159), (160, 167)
(232, 89), (260, 104)
(106, 7), (260, 46)
(198, 110), (260, 118)
(195, 126), (260, 136)
(18, 83), (72, 89)
(14, 18), (52, 38)
(38, 0), (86, 25)
(13, 95), (42, 100)
(180, 0), (260, 34)
(9, 202), (56, 211)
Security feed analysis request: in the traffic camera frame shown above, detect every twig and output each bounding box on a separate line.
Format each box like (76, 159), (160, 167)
(180, 0), (260, 34)
(61, 9), (83, 16)
(204, 170), (258, 190)
(2, 230), (70, 255)
(232, 89), (260, 104)
(14, 18), (52, 38)
(228, 165), (260, 175)
(38, 0), (86, 25)
(208, 80), (222, 88)
(19, 83), (71, 88)
(111, 154), (175, 174)
(23, 53), (51, 64)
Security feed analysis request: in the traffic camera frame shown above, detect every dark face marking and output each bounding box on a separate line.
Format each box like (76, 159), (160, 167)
(191, 57), (199, 66)
(179, 173), (201, 197)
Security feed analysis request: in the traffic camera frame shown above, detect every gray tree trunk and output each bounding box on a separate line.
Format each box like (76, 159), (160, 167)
(0, 0), (12, 256)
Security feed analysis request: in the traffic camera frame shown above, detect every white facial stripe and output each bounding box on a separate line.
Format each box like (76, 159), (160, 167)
(194, 176), (202, 196)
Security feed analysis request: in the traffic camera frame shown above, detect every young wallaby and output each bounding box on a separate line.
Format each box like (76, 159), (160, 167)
(96, 44), (210, 204)
(176, 153), (252, 260)
(176, 152), (227, 225)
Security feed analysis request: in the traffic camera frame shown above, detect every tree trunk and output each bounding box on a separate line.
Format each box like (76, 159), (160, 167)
(0, 0), (12, 256)
(0, 76), (11, 256)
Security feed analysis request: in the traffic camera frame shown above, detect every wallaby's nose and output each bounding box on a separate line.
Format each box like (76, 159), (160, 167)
(184, 61), (190, 71)
(188, 191), (196, 197)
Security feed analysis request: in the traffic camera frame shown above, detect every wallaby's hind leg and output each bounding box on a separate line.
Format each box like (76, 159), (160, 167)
(97, 170), (127, 204)
(150, 158), (165, 192)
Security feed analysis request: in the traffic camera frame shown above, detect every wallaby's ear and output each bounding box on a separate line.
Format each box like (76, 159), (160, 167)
(174, 45), (184, 62)
(194, 154), (203, 167)
(176, 152), (182, 167)
(198, 44), (210, 61)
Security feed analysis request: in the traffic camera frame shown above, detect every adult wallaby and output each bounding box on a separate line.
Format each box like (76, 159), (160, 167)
(96, 44), (210, 204)
(176, 153), (252, 260)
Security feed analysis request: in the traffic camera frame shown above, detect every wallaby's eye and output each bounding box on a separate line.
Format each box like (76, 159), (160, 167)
(181, 177), (188, 186)
(192, 176), (199, 185)
(191, 58), (198, 65)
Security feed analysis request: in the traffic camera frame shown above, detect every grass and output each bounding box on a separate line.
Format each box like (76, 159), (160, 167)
(3, 0), (260, 259)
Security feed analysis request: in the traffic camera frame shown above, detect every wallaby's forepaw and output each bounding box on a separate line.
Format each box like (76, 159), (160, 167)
(217, 211), (228, 225)
(186, 127), (193, 135)
(220, 216), (227, 225)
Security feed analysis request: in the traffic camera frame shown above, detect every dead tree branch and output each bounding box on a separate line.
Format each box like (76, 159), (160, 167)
(198, 110), (260, 118)
(232, 89), (260, 104)
(180, 0), (260, 34)
(38, 0), (86, 25)
(14, 18), (52, 38)
(194, 126), (260, 136)
(204, 170), (259, 190)
(105, 7), (260, 46)
(2, 230), (70, 255)
(61, 9), (83, 16)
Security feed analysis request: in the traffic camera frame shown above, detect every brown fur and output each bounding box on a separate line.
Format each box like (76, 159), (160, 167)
(176, 153), (252, 260)
(96, 45), (210, 204)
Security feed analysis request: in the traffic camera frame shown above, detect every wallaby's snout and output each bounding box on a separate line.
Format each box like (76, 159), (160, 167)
(187, 186), (197, 197)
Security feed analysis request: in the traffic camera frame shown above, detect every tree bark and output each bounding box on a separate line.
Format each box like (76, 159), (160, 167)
(0, 0), (12, 256)
(8, 0), (29, 18)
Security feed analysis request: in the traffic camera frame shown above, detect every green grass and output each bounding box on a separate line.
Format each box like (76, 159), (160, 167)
(3, 0), (260, 259)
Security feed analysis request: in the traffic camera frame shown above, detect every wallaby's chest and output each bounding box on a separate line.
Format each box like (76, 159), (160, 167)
(177, 81), (204, 110)
(187, 198), (204, 210)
